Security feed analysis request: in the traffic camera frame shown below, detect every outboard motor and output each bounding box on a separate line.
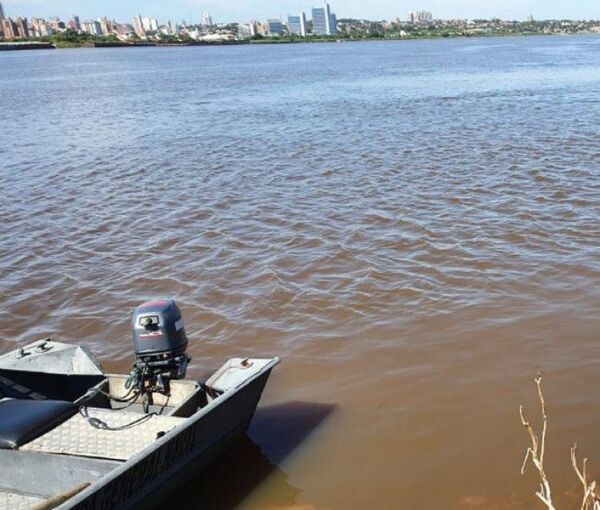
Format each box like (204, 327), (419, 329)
(131, 299), (191, 396)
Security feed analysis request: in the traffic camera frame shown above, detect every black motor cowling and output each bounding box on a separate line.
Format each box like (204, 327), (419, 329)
(132, 299), (188, 358)
(131, 299), (190, 383)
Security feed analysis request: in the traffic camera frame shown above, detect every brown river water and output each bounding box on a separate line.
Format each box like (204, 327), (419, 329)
(0, 36), (599, 509)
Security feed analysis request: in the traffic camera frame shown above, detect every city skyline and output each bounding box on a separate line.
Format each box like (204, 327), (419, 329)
(2, 0), (599, 24)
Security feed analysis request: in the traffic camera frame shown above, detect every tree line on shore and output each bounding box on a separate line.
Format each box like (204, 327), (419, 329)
(3, 19), (600, 48)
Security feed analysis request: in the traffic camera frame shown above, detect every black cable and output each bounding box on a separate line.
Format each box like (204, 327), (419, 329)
(157, 395), (170, 416)
(78, 362), (173, 430)
(79, 405), (156, 431)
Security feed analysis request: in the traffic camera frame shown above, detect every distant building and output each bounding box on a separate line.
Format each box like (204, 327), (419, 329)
(312, 7), (327, 35)
(288, 13), (307, 36)
(100, 16), (111, 35)
(113, 22), (132, 37)
(300, 12), (307, 36)
(202, 12), (213, 26)
(142, 16), (158, 32)
(83, 20), (102, 36)
(48, 17), (62, 31)
(70, 15), (81, 31)
(256, 21), (269, 35)
(238, 23), (254, 39)
(267, 18), (283, 35)
(15, 17), (28, 38)
(288, 15), (300, 34)
(198, 33), (235, 42)
(329, 12), (337, 35)
(30, 18), (41, 37)
(132, 14), (145, 37)
(1, 18), (15, 38)
(409, 11), (433, 24)
(31, 18), (52, 37)
(312, 2), (336, 35)
(0, 2), (5, 39)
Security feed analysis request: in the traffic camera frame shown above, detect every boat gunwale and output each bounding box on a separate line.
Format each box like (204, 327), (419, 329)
(61, 356), (280, 509)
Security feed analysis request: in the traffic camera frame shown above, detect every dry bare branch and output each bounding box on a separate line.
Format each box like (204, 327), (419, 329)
(571, 444), (600, 510)
(536, 375), (548, 465)
(520, 404), (540, 468)
(520, 375), (600, 510)
(571, 444), (587, 488)
(519, 374), (556, 510)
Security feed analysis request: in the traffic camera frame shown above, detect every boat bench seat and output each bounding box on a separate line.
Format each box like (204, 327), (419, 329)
(0, 399), (78, 449)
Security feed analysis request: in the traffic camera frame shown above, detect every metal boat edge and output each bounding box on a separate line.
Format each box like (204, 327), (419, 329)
(0, 300), (280, 510)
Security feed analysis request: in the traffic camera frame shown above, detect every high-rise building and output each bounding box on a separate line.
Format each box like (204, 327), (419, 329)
(31, 18), (52, 37)
(287, 13), (307, 36)
(300, 12), (307, 36)
(323, 2), (332, 33)
(1, 18), (12, 38)
(100, 16), (111, 35)
(113, 22), (131, 36)
(48, 17), (61, 31)
(312, 7), (327, 35)
(409, 11), (432, 24)
(288, 15), (300, 35)
(202, 12), (213, 26)
(329, 12), (337, 35)
(83, 20), (102, 36)
(42, 19), (54, 36)
(70, 15), (81, 31)
(312, 2), (336, 35)
(133, 14), (145, 37)
(30, 18), (41, 37)
(0, 2), (5, 38)
(238, 23), (253, 39)
(15, 17), (29, 38)
(267, 18), (283, 35)
(1, 18), (15, 38)
(142, 16), (158, 32)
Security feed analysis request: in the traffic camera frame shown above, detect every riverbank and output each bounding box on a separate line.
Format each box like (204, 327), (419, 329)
(247, 32), (596, 44)
(1, 39), (250, 49)
(0, 42), (55, 51)
(2, 29), (599, 51)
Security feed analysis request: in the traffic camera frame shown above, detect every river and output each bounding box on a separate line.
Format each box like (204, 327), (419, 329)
(1, 35), (599, 509)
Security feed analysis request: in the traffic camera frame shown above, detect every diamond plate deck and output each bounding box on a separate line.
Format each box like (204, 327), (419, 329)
(0, 490), (43, 510)
(21, 408), (184, 461)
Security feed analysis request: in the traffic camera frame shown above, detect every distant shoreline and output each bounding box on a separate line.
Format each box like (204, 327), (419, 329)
(247, 31), (600, 44)
(1, 31), (599, 51)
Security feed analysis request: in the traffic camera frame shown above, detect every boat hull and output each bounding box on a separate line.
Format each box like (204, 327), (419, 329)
(66, 369), (273, 510)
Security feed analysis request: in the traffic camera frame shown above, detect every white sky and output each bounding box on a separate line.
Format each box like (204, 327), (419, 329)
(3, 0), (599, 23)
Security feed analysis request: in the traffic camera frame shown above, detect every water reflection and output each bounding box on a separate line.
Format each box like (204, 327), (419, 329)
(248, 401), (336, 464)
(171, 402), (336, 509)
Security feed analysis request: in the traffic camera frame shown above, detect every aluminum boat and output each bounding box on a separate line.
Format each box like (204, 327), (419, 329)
(0, 300), (279, 510)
